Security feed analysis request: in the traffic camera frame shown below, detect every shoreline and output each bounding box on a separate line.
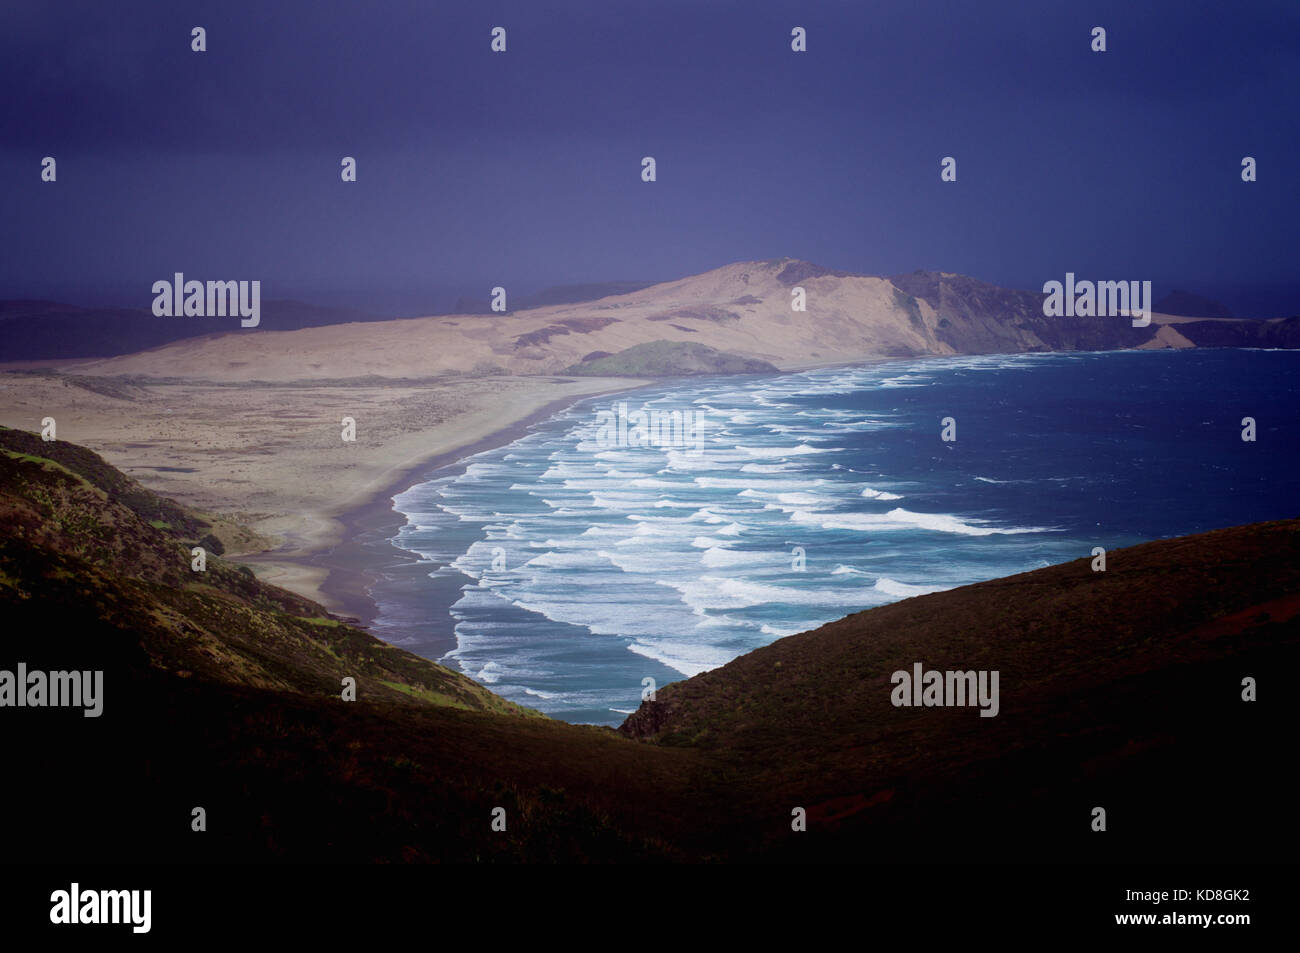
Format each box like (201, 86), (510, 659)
(247, 380), (658, 630)
(242, 358), (888, 632)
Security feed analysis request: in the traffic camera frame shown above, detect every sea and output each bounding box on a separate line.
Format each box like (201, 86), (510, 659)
(366, 349), (1298, 725)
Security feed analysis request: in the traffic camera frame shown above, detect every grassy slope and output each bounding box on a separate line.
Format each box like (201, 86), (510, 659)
(0, 428), (716, 862)
(620, 518), (1300, 861)
(565, 340), (779, 376)
(0, 427), (532, 714)
(3, 427), (1296, 862)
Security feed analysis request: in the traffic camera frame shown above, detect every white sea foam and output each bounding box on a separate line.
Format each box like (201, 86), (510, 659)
(788, 507), (1055, 536)
(385, 352), (1104, 724)
(872, 577), (950, 598)
(737, 489), (832, 508)
(738, 442), (830, 458)
(694, 476), (824, 491)
(666, 576), (883, 610)
(860, 486), (904, 500)
(700, 546), (773, 568)
(691, 535), (733, 548)
(626, 637), (735, 677)
(522, 551), (607, 570)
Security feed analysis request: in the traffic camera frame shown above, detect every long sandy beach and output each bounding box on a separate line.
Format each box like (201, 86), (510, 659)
(0, 370), (646, 617)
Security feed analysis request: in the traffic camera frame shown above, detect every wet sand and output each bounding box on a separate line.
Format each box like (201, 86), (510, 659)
(261, 384), (653, 636)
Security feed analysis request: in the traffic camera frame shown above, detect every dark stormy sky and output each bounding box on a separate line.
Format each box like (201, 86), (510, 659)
(1, 0), (1297, 315)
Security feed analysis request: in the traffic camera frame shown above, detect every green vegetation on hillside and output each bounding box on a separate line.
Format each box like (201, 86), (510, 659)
(3, 426), (1296, 864)
(565, 341), (778, 377)
(0, 427), (533, 715)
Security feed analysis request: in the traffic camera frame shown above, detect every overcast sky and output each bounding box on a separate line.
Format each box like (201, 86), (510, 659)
(2, 0), (1297, 315)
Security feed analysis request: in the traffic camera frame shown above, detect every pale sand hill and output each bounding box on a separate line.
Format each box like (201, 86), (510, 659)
(0, 372), (640, 610)
(58, 258), (1205, 384)
(60, 260), (924, 381)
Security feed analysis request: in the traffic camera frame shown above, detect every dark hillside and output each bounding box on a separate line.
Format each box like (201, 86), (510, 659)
(3, 430), (1295, 862)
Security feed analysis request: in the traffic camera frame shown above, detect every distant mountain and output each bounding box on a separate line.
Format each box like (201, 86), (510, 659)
(3, 428), (1296, 862)
(52, 258), (1300, 382)
(1154, 289), (1233, 319)
(515, 281), (657, 310)
(0, 299), (390, 361)
(450, 283), (658, 315)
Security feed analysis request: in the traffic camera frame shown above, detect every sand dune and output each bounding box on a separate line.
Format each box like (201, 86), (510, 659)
(54, 258), (1213, 384)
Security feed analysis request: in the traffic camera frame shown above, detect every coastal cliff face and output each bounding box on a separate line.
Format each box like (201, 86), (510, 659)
(52, 259), (1298, 383)
(889, 270), (1154, 353)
